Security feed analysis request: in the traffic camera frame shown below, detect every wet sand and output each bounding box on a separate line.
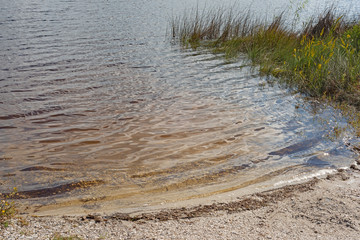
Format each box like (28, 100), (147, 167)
(2, 164), (360, 239)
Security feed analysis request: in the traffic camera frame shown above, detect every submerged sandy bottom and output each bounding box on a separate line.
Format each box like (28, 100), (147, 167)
(3, 164), (360, 239)
(10, 164), (340, 217)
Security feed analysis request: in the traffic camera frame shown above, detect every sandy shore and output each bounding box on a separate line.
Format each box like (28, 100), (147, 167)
(2, 166), (360, 239)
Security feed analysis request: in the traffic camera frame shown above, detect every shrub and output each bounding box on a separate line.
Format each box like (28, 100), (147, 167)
(0, 187), (17, 226)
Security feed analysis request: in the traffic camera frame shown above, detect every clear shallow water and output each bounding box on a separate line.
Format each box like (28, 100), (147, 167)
(0, 0), (359, 214)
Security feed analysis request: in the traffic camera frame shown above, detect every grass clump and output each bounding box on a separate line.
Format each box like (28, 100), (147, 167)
(0, 187), (17, 227)
(51, 233), (82, 240)
(171, 7), (360, 109)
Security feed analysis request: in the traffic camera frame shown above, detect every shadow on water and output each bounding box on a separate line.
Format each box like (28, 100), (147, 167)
(269, 136), (322, 156)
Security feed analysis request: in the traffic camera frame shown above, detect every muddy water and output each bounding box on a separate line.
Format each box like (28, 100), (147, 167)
(1, 0), (359, 215)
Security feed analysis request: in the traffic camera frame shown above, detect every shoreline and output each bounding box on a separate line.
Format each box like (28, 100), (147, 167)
(7, 163), (345, 218)
(3, 164), (360, 239)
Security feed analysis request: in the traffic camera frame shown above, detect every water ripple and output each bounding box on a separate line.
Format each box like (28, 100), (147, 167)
(0, 0), (359, 214)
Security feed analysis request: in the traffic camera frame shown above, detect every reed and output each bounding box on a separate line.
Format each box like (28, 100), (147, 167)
(171, 7), (360, 109)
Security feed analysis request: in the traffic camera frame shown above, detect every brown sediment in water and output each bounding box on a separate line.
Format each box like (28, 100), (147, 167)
(22, 165), (303, 216)
(0, 126), (17, 129)
(160, 165), (303, 202)
(126, 133), (246, 177)
(101, 177), (320, 222)
(1, 93), (341, 217)
(20, 166), (66, 172)
(2, 173), (16, 177)
(130, 154), (237, 179)
(72, 140), (101, 146)
(2, 180), (104, 199)
(62, 128), (100, 132)
(50, 162), (76, 166)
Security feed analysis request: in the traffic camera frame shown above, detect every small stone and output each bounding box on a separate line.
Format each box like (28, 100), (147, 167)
(326, 174), (335, 180)
(350, 164), (360, 171)
(86, 214), (95, 219)
(94, 216), (103, 223)
(340, 173), (350, 181)
(85, 214), (103, 222)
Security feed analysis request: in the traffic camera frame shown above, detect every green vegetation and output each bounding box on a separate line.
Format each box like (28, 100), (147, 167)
(171, 8), (360, 111)
(0, 187), (17, 227)
(51, 233), (82, 240)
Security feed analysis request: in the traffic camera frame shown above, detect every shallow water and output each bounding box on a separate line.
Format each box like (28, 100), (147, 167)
(1, 0), (359, 214)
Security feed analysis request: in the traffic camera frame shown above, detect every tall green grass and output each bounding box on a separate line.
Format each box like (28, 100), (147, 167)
(171, 8), (360, 109)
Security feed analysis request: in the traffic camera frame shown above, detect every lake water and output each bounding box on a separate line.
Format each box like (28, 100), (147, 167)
(1, 0), (359, 215)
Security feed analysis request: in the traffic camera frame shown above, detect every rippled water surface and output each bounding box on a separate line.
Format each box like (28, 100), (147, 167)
(1, 0), (359, 214)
